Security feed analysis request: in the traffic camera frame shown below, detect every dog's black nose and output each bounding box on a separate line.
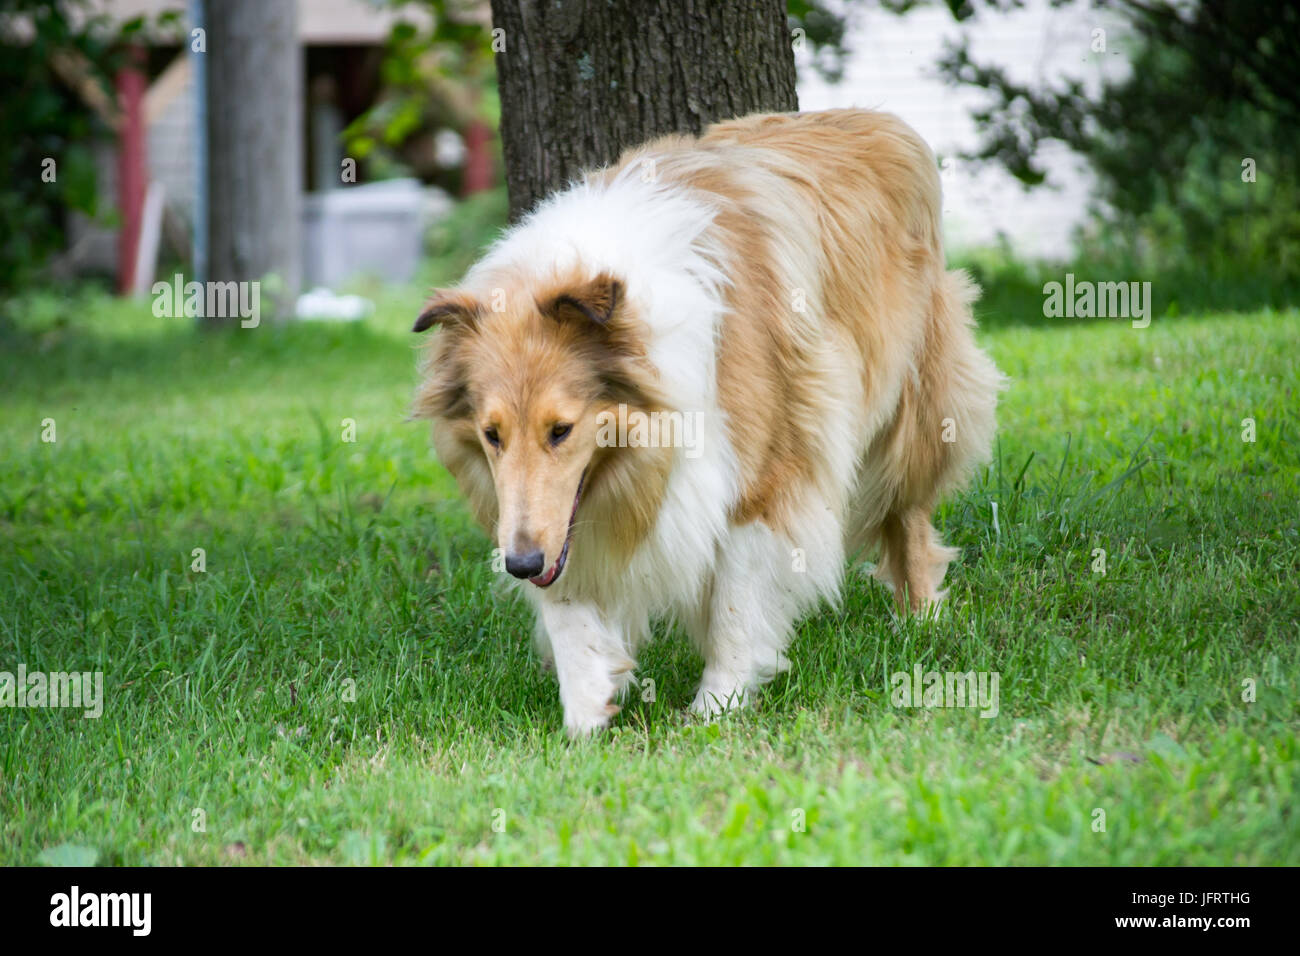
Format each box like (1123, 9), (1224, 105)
(505, 549), (545, 579)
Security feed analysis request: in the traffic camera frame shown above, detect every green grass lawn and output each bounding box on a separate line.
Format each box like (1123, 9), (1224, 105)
(1, 281), (1297, 865)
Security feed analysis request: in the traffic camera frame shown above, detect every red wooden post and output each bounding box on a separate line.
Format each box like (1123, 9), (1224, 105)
(461, 118), (493, 196)
(116, 44), (148, 294)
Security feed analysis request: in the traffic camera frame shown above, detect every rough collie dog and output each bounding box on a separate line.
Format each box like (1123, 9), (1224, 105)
(413, 109), (1004, 735)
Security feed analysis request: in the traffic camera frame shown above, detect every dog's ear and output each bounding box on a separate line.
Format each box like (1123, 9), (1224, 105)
(414, 291), (481, 333)
(540, 272), (624, 326)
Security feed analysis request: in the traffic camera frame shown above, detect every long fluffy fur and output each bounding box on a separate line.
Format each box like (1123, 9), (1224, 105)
(414, 109), (1006, 735)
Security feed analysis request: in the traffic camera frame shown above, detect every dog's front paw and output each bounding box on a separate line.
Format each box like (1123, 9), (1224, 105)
(690, 679), (751, 719)
(564, 701), (620, 738)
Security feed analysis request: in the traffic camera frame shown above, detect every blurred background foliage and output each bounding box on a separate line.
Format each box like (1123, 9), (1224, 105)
(0, 0), (130, 290)
(939, 0), (1300, 284)
(2, 0), (1296, 307)
(340, 1), (499, 179)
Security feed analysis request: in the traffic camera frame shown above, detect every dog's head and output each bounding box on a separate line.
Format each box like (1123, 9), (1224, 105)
(413, 269), (663, 588)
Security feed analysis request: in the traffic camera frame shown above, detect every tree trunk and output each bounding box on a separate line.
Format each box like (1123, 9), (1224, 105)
(205, 0), (301, 321)
(488, 0), (798, 221)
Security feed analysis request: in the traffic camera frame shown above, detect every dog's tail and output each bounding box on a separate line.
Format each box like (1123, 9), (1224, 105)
(924, 269), (1006, 498)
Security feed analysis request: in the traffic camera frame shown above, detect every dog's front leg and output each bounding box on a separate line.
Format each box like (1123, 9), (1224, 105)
(538, 600), (635, 737)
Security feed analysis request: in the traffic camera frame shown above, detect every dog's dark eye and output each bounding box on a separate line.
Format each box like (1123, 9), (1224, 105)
(484, 427), (501, 449)
(550, 423), (572, 446)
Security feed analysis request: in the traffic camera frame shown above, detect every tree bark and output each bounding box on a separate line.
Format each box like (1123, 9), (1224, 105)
(205, 0), (301, 320)
(488, 0), (798, 221)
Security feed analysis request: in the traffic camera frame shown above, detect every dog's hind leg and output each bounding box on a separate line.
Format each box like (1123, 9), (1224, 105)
(872, 507), (960, 615)
(865, 270), (1002, 616)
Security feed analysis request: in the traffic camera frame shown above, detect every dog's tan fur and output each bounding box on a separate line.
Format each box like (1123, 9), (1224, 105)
(591, 110), (1001, 610)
